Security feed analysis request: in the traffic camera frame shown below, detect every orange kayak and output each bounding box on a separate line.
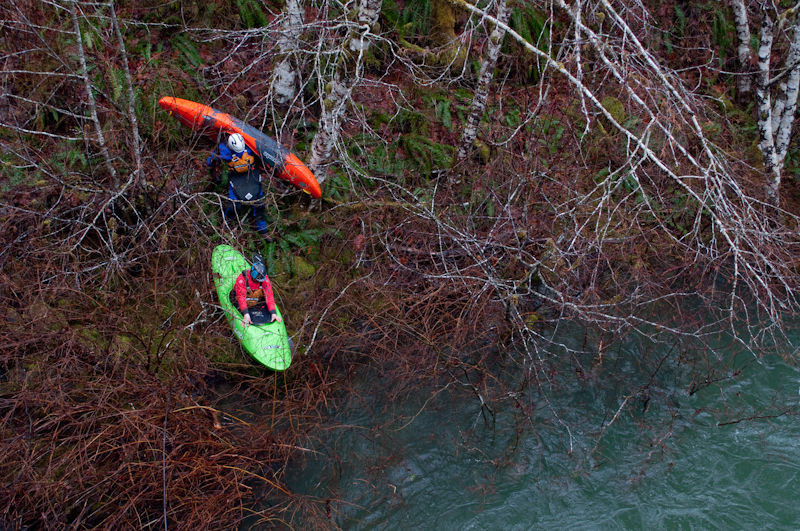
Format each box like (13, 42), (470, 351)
(158, 96), (322, 198)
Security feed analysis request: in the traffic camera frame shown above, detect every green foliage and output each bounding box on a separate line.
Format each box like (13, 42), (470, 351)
(79, 20), (101, 51)
(400, 134), (454, 177)
(437, 99), (452, 131)
(137, 40), (154, 63)
(593, 167), (611, 184)
(534, 116), (565, 155)
(505, 107), (521, 128)
(266, 222), (327, 279)
(325, 169), (357, 203)
(600, 96), (626, 125)
(235, 0), (269, 28)
(141, 0), (235, 27)
(132, 83), (146, 128)
(617, 173), (639, 193)
(662, 4), (688, 54)
(383, 0), (432, 42)
(505, 4), (549, 82)
(711, 7), (734, 64)
(396, 107), (430, 136)
(348, 135), (406, 177)
(663, 32), (673, 54)
(52, 147), (88, 174)
(785, 145), (800, 181)
(662, 190), (698, 236)
(673, 5), (687, 38)
(382, 0), (401, 27)
(350, 103), (455, 181)
(283, 227), (324, 252)
(423, 93), (453, 131)
(172, 34), (203, 68)
(109, 66), (126, 104)
(510, 4), (548, 46)
(749, 34), (759, 52)
(0, 155), (29, 193)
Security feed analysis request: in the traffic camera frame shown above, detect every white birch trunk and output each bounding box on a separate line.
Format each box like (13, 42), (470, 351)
(68, 0), (118, 189)
(110, 0), (142, 188)
(454, 0), (510, 165)
(773, 13), (800, 171)
(731, 0), (754, 97)
(271, 0), (304, 105)
(755, 9), (781, 207)
(308, 0), (383, 183)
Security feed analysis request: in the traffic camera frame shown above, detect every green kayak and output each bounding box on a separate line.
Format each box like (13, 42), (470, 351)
(211, 244), (292, 370)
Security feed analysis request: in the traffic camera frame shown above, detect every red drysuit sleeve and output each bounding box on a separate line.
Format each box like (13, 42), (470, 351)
(234, 272), (249, 313)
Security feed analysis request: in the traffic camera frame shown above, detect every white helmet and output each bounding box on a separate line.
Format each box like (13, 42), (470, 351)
(227, 133), (246, 153)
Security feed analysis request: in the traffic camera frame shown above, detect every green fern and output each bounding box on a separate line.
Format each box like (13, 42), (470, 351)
(437, 99), (452, 131)
(324, 169), (354, 202)
(535, 116), (564, 155)
(235, 0), (268, 28)
(172, 35), (203, 68)
(673, 5), (687, 38)
(109, 66), (125, 103)
(505, 107), (521, 128)
(712, 7), (734, 63)
(422, 94), (453, 131)
(0, 155), (29, 192)
(506, 5), (549, 81)
(401, 134), (454, 177)
(51, 147), (88, 174)
(348, 135), (405, 176)
(284, 228), (324, 249)
(394, 0), (432, 41)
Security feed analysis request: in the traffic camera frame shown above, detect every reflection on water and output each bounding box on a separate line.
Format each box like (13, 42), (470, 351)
(285, 331), (800, 530)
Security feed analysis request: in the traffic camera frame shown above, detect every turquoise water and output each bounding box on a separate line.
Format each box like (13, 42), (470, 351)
(286, 335), (800, 530)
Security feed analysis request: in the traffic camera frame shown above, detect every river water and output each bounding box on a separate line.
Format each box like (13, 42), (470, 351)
(285, 328), (800, 530)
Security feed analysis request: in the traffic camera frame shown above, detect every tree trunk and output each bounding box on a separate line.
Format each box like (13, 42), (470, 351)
(271, 0), (304, 105)
(731, 0), (754, 98)
(308, 0), (383, 183)
(109, 0), (142, 189)
(753, 7), (800, 208)
(454, 0), (510, 167)
(68, 0), (118, 189)
(429, 0), (466, 70)
(755, 8), (779, 208)
(773, 12), (800, 173)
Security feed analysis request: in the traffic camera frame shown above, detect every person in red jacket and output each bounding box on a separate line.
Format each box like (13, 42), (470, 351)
(234, 253), (283, 326)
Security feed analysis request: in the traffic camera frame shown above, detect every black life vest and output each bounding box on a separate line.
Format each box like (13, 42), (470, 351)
(229, 167), (262, 201)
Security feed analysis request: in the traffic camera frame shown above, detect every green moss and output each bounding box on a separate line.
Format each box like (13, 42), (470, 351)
(475, 140), (490, 163)
(109, 334), (133, 359)
(25, 300), (67, 332)
(78, 327), (104, 349)
(293, 256), (316, 280)
(271, 257), (289, 278)
(600, 96), (626, 126)
(337, 247), (355, 266)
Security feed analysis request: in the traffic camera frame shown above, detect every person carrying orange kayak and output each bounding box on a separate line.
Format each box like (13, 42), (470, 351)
(207, 133), (273, 242)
